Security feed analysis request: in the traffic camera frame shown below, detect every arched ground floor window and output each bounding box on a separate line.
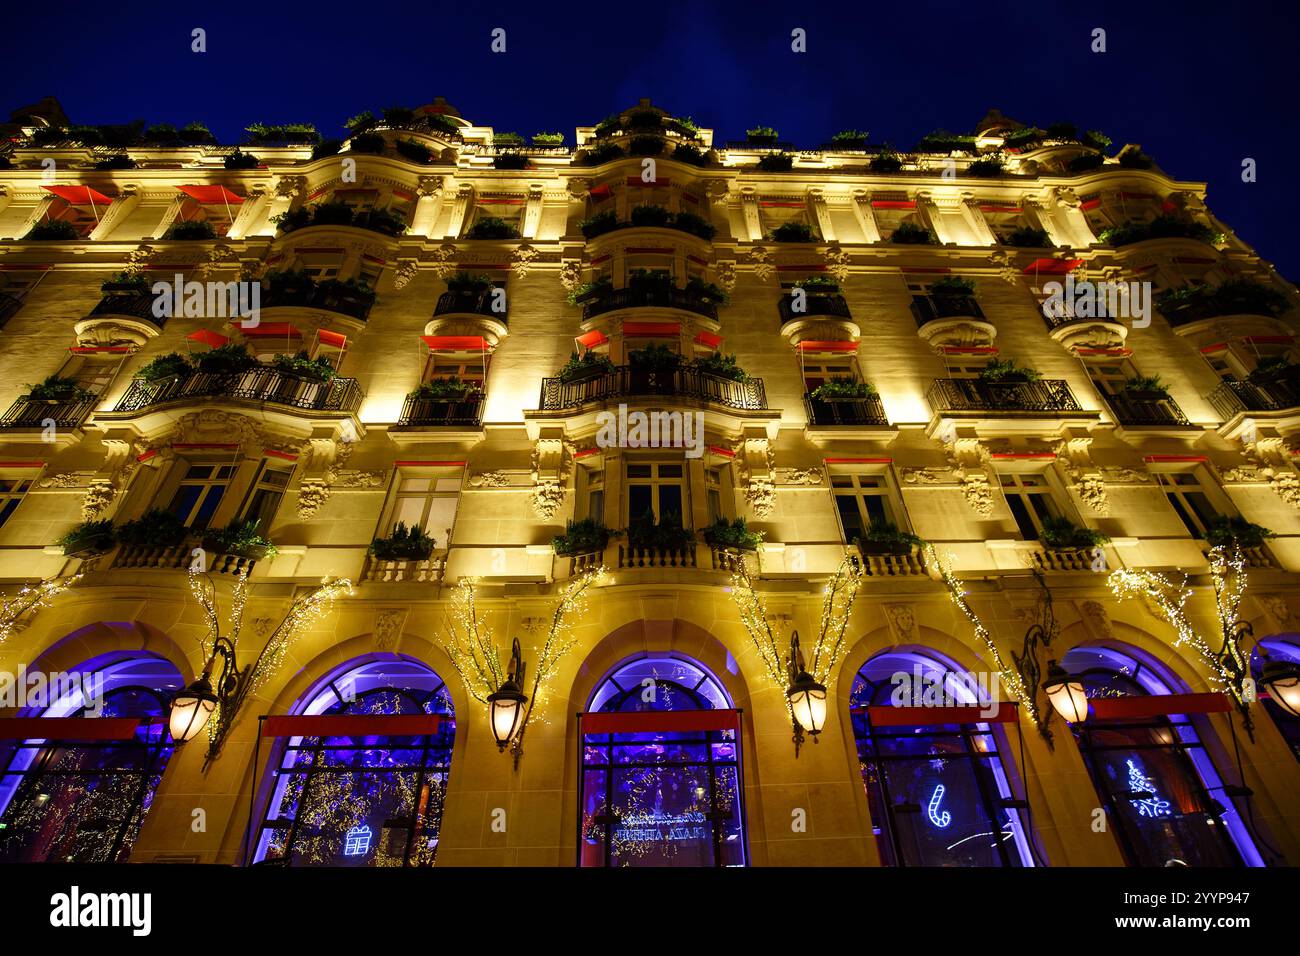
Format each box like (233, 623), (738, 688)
(1061, 645), (1262, 867)
(0, 653), (183, 863)
(849, 648), (1037, 866)
(579, 653), (746, 867)
(1251, 637), (1300, 761)
(251, 656), (455, 867)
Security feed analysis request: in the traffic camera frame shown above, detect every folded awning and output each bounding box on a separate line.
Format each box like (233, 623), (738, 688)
(623, 321), (679, 337)
(797, 340), (858, 352)
(42, 184), (114, 206)
(1022, 257), (1083, 275)
(694, 330), (723, 349)
(317, 329), (348, 349)
(187, 329), (230, 348)
(575, 329), (608, 349)
(236, 321), (301, 338)
(177, 184), (244, 204)
(421, 334), (487, 351)
(261, 714), (444, 738)
(1090, 693), (1230, 720)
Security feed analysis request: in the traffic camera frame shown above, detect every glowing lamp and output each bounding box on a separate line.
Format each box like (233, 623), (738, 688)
(786, 669), (828, 737)
(487, 678), (527, 750)
(1260, 654), (1300, 718)
(1042, 659), (1089, 724)
(169, 675), (218, 743)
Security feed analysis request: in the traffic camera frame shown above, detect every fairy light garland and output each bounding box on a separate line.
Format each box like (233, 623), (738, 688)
(0, 573), (82, 646)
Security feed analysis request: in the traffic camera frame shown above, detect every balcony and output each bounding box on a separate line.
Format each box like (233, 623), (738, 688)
(89, 292), (163, 326)
(927, 378), (1084, 414)
(581, 287), (718, 322)
(1102, 392), (1193, 428)
(112, 366), (363, 414)
(539, 366), (766, 411)
(804, 393), (889, 426)
(0, 291), (24, 328)
(911, 294), (985, 327)
(433, 291), (507, 323)
(396, 395), (484, 427)
(778, 293), (852, 324)
(112, 542), (258, 575)
(1209, 373), (1300, 419)
(0, 396), (97, 429)
(261, 280), (376, 323)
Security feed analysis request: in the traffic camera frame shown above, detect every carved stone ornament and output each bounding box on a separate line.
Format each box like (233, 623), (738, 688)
(512, 244), (538, 277)
(956, 469), (994, 518)
(822, 245), (851, 283)
(1078, 600), (1114, 640)
(781, 468), (824, 486)
(432, 243), (460, 278)
(900, 466), (956, 485)
(745, 479), (776, 519)
(531, 480), (565, 520)
(884, 604), (918, 642)
(469, 471), (510, 487)
(714, 260), (736, 292)
(748, 246), (774, 282)
(558, 259), (583, 292)
(81, 479), (117, 521)
(373, 608), (409, 651)
(392, 259), (420, 291)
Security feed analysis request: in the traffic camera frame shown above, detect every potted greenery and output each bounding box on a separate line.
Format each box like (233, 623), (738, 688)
(56, 519), (117, 558)
(566, 276), (613, 306)
(101, 270), (151, 293)
(869, 151), (903, 173)
(672, 143), (708, 166)
(465, 216), (520, 240)
(164, 219), (217, 240)
(979, 358), (1040, 385)
(273, 350), (337, 383)
(581, 142), (625, 165)
(409, 377), (481, 401)
(811, 377), (875, 402)
(202, 518), (277, 560)
(347, 132), (386, 154)
(370, 521), (436, 560)
(532, 132), (564, 146)
(629, 204), (672, 228)
(858, 522), (925, 555)
(24, 375), (89, 403)
(702, 517), (763, 552)
(1205, 516), (1275, 550)
(1004, 226), (1052, 248)
(116, 509), (188, 548)
(558, 351), (616, 384)
(966, 156), (1005, 177)
(770, 222), (816, 243)
(673, 212), (717, 240)
(395, 138), (434, 164)
(628, 136), (664, 157)
(446, 272), (495, 294)
(136, 352), (192, 382)
(890, 222), (936, 244)
(195, 343), (256, 376)
(694, 353), (749, 382)
(1098, 216), (1221, 248)
(1121, 375), (1171, 402)
(746, 126), (780, 146)
(684, 276), (729, 305)
(224, 150), (261, 170)
(1040, 516), (1110, 551)
(580, 211), (619, 239)
(628, 343), (681, 371)
(1248, 356), (1296, 384)
(24, 220), (80, 240)
(831, 129), (870, 147)
(757, 153), (794, 172)
(929, 275), (976, 297)
(552, 517), (615, 556)
(626, 511), (695, 551)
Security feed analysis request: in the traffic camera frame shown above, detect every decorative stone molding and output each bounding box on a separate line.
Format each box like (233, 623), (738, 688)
(1073, 474), (1109, 515)
(469, 470), (510, 487)
(373, 608), (409, 651)
(822, 244), (851, 283)
(38, 472), (90, 489)
(986, 248), (1020, 284)
(566, 178), (591, 201)
(296, 479), (330, 520)
(1258, 594), (1294, 630)
(417, 176), (444, 199)
(714, 260), (736, 292)
(530, 437), (572, 520)
(884, 604), (918, 642)
(1077, 600), (1114, 641)
(781, 467), (823, 486)
(704, 179), (730, 206)
(274, 176), (306, 200)
(81, 479), (117, 521)
(747, 245), (773, 282)
(900, 466), (958, 485)
(511, 243), (538, 277)
(956, 470), (994, 517)
(431, 243), (460, 278)
(1055, 437), (1109, 514)
(558, 259), (582, 292)
(531, 480), (565, 519)
(745, 480), (776, 519)
(392, 259), (420, 290)
(1228, 436), (1300, 511)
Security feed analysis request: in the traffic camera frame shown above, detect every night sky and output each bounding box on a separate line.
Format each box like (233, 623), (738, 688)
(3, 0), (1297, 276)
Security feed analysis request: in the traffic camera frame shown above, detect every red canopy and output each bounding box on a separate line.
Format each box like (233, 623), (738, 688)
(42, 184), (114, 206)
(187, 329), (230, 348)
(317, 329), (348, 349)
(421, 335), (487, 351)
(694, 330), (723, 349)
(1022, 257), (1083, 275)
(575, 329), (609, 349)
(797, 340), (858, 352)
(235, 321), (301, 338)
(177, 184), (244, 204)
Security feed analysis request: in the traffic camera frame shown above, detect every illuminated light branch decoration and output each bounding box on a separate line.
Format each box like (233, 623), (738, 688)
(440, 566), (603, 765)
(184, 567), (352, 763)
(0, 573), (82, 646)
(925, 545), (1042, 730)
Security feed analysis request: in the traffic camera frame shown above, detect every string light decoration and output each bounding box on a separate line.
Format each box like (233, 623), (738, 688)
(925, 545), (1042, 730)
(439, 566), (604, 765)
(0, 573), (82, 646)
(182, 566), (352, 764)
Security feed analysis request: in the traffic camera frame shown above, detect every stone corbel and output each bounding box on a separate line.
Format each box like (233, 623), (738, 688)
(944, 437), (994, 517)
(531, 435), (571, 520)
(89, 188), (140, 241)
(850, 190), (882, 244)
(1054, 435), (1109, 515)
(520, 184), (545, 239)
(739, 187), (763, 242)
(1239, 436), (1300, 511)
(807, 188), (836, 243)
(410, 176), (444, 236)
(445, 183), (474, 239)
(295, 438), (342, 520)
(738, 435), (776, 519)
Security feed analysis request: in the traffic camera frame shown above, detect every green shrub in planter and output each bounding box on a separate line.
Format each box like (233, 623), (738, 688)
(858, 522), (925, 554)
(195, 343), (255, 375)
(1205, 516), (1275, 550)
(672, 211), (717, 240)
(494, 153), (530, 170)
(581, 142), (624, 165)
(630, 205), (672, 228)
(702, 517), (763, 551)
(532, 132), (564, 146)
(1066, 151), (1105, 174)
(627, 269), (672, 292)
(1081, 130), (1111, 151)
(1002, 127), (1045, 150)
(580, 211), (619, 239)
(979, 358), (1040, 383)
(116, 509), (188, 548)
(381, 106), (416, 127)
(1247, 356), (1295, 384)
(24, 220), (80, 240)
(1004, 226), (1052, 247)
(627, 512), (695, 551)
(831, 129), (870, 145)
(352, 207), (408, 236)
(792, 275), (840, 293)
(94, 154), (137, 170)
(929, 275), (976, 296)
(446, 271), (495, 294)
(672, 143), (707, 166)
(593, 116), (622, 138)
(770, 222), (816, 243)
(370, 521), (436, 560)
(869, 151), (903, 173)
(890, 222), (936, 244)
(566, 277), (613, 305)
(409, 376), (481, 400)
(684, 276), (729, 304)
(307, 201), (356, 226)
(312, 139), (342, 160)
(757, 153), (794, 172)
(24, 375), (90, 402)
(628, 136), (664, 157)
(1120, 375), (1170, 400)
(270, 207), (313, 234)
(626, 109), (663, 131)
(746, 126), (780, 144)
(101, 270), (151, 292)
(1157, 278), (1291, 319)
(465, 216), (520, 240)
(693, 353), (748, 381)
(136, 352), (193, 382)
(56, 519), (117, 557)
(224, 150), (260, 170)
(1098, 216), (1221, 247)
(1045, 122), (1077, 141)
(628, 343), (681, 371)
(346, 111), (377, 134)
(493, 132), (525, 147)
(1118, 148), (1153, 170)
(164, 219), (218, 240)
(273, 350), (337, 383)
(1040, 516), (1110, 550)
(203, 518), (277, 559)
(179, 122), (215, 145)
(395, 138), (434, 163)
(557, 351), (617, 382)
(552, 517), (614, 556)
(917, 129), (977, 152)
(810, 377), (876, 401)
(965, 156), (1005, 177)
(316, 276), (377, 306)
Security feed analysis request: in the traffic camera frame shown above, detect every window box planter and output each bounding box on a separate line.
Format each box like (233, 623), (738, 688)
(553, 518), (615, 556)
(24, 220), (81, 241)
(1040, 517), (1110, 551)
(810, 377), (876, 402)
(857, 523), (925, 555)
(1205, 516), (1274, 550)
(369, 522), (436, 561)
(701, 517), (762, 552)
(115, 509), (188, 549)
(56, 520), (116, 558)
(465, 217), (520, 240)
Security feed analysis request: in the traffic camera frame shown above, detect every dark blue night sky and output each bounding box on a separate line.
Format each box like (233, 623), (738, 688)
(3, 0), (1297, 275)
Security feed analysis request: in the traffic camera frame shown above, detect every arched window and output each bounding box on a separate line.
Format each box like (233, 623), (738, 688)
(251, 657), (455, 867)
(1251, 637), (1300, 760)
(579, 653), (746, 867)
(1061, 645), (1261, 866)
(0, 653), (183, 863)
(849, 649), (1037, 867)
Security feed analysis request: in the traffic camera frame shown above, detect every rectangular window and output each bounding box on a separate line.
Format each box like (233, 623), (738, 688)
(625, 461), (688, 527)
(167, 463), (236, 530)
(240, 462), (293, 529)
(1157, 472), (1220, 538)
(0, 478), (34, 529)
(387, 472), (463, 549)
(999, 473), (1061, 541)
(831, 474), (900, 542)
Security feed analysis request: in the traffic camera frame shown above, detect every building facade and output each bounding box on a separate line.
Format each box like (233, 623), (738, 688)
(0, 98), (1298, 867)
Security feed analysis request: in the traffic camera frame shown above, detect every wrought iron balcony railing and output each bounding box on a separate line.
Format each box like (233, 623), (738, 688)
(911, 294), (985, 327)
(581, 287), (719, 322)
(262, 282), (375, 322)
(540, 366), (766, 410)
(778, 293), (852, 324)
(0, 396), (98, 429)
(112, 367), (363, 414)
(433, 290), (508, 322)
(1209, 374), (1300, 418)
(804, 393), (889, 426)
(89, 292), (161, 325)
(396, 395), (484, 426)
(1102, 392), (1192, 427)
(927, 378), (1083, 414)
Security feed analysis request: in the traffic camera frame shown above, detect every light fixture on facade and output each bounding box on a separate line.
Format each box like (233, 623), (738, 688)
(1259, 652), (1300, 718)
(786, 632), (827, 754)
(1042, 659), (1089, 724)
(169, 673), (220, 742)
(487, 638), (529, 752)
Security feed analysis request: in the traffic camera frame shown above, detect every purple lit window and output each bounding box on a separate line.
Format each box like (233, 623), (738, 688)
(849, 650), (1037, 867)
(1061, 645), (1260, 867)
(580, 654), (746, 867)
(0, 654), (183, 863)
(252, 657), (455, 867)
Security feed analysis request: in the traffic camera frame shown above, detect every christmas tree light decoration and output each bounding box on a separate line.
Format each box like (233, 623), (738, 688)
(0, 572), (82, 647)
(925, 545), (1042, 730)
(1125, 758), (1171, 817)
(439, 566), (604, 765)
(180, 566), (352, 764)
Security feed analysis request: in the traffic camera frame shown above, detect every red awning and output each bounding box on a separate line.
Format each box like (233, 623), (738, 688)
(317, 329), (348, 349)
(261, 714), (443, 738)
(421, 335), (488, 351)
(177, 184), (244, 204)
(864, 703), (1019, 726)
(575, 330), (609, 349)
(42, 184), (114, 206)
(1022, 257), (1083, 275)
(0, 717), (151, 741)
(581, 709), (741, 734)
(797, 340), (858, 352)
(187, 329), (230, 348)
(1090, 693), (1230, 721)
(623, 321), (679, 337)
(694, 330), (723, 349)
(234, 321), (301, 338)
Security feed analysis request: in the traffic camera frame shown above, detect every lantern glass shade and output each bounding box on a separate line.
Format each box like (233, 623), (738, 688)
(1043, 665), (1089, 724)
(1262, 661), (1300, 718)
(169, 678), (218, 743)
(787, 676), (828, 735)
(487, 684), (527, 749)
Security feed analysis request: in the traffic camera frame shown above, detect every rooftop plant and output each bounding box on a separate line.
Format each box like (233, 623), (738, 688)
(465, 216), (520, 240)
(890, 221), (936, 244)
(224, 150), (261, 170)
(869, 151), (903, 173)
(757, 153), (794, 172)
(769, 221), (816, 243)
(532, 132), (564, 146)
